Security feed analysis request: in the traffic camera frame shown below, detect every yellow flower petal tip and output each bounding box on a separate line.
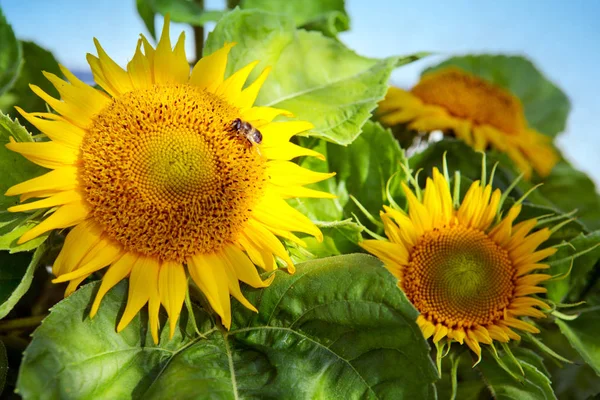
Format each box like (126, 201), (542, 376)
(6, 15), (333, 340)
(362, 166), (556, 358)
(378, 67), (558, 178)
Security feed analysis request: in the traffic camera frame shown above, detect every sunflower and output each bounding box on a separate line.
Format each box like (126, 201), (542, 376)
(378, 67), (558, 178)
(5, 17), (334, 343)
(360, 166), (556, 359)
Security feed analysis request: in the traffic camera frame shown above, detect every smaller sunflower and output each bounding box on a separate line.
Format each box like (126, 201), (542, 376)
(361, 165), (556, 359)
(378, 67), (558, 178)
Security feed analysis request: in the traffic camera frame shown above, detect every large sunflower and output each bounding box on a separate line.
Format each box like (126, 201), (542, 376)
(361, 166), (556, 359)
(378, 67), (558, 178)
(5, 17), (333, 343)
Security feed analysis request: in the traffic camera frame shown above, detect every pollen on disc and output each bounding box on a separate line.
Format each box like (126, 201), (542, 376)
(80, 84), (267, 262)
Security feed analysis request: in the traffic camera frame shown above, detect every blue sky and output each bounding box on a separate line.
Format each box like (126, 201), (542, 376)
(2, 0), (599, 184)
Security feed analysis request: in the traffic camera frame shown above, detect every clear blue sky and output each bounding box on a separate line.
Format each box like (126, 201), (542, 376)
(1, 0), (599, 184)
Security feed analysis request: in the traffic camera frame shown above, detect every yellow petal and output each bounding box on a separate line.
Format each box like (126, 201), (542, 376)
(18, 202), (89, 244)
(267, 161), (335, 186)
(223, 245), (274, 289)
(5, 166), (78, 197)
(127, 39), (153, 90)
(52, 238), (121, 283)
(359, 239), (408, 268)
(52, 220), (103, 276)
(253, 192), (322, 241)
(92, 38), (134, 96)
(190, 42), (236, 91)
(243, 219), (294, 271)
(6, 140), (78, 169)
(15, 108), (84, 149)
(117, 256), (160, 333)
(402, 182), (433, 235)
(154, 17), (189, 84)
(8, 190), (81, 212)
(158, 261), (187, 339)
(187, 253), (232, 329)
(236, 67), (271, 109)
(215, 60), (259, 104)
(91, 252), (137, 318)
(240, 106), (293, 124)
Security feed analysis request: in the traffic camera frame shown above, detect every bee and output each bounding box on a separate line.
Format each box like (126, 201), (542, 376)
(231, 118), (263, 146)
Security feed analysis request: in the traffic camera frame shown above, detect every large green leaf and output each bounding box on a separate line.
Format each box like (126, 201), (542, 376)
(537, 161), (600, 232)
(205, 9), (400, 145)
(0, 9), (22, 96)
(328, 121), (407, 218)
(18, 254), (438, 399)
(0, 41), (61, 116)
(0, 244), (45, 319)
(240, 0), (349, 36)
(556, 310), (600, 376)
(292, 122), (406, 222)
(545, 231), (600, 302)
(477, 353), (556, 399)
(0, 113), (48, 252)
(425, 55), (570, 137)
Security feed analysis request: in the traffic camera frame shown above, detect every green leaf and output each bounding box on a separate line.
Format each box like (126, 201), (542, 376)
(328, 121), (407, 219)
(478, 353), (556, 400)
(136, 0), (156, 38)
(290, 121), (406, 230)
(556, 311), (600, 376)
(536, 161), (600, 232)
(0, 113), (48, 252)
(545, 230), (600, 302)
(0, 244), (45, 319)
(18, 254), (438, 399)
(136, 0), (226, 37)
(0, 41), (61, 116)
(0, 8), (22, 96)
(425, 55), (570, 137)
(240, 0), (349, 36)
(205, 9), (400, 145)
(290, 219), (363, 262)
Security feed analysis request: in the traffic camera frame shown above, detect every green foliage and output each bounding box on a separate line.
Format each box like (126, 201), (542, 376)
(136, 0), (226, 37)
(537, 161), (600, 231)
(0, 8), (22, 96)
(0, 113), (48, 253)
(18, 255), (438, 399)
(546, 231), (600, 302)
(556, 311), (600, 376)
(205, 9), (401, 145)
(0, 41), (61, 116)
(240, 0), (349, 36)
(425, 55), (570, 137)
(478, 352), (556, 400)
(0, 244), (45, 319)
(295, 121), (406, 219)
(288, 122), (406, 257)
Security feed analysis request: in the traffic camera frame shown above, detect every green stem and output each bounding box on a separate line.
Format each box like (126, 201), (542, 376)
(194, 0), (205, 61)
(0, 315), (46, 332)
(226, 0), (240, 9)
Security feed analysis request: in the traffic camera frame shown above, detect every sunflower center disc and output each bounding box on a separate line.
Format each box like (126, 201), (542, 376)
(81, 84), (266, 262)
(411, 68), (526, 135)
(404, 225), (515, 328)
